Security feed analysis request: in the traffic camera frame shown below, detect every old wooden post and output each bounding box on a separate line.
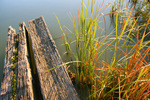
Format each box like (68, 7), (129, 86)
(28, 16), (79, 100)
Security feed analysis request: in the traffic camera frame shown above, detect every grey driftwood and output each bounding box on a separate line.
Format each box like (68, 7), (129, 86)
(28, 16), (79, 100)
(0, 23), (34, 100)
(0, 16), (79, 100)
(0, 26), (15, 100)
(15, 22), (34, 100)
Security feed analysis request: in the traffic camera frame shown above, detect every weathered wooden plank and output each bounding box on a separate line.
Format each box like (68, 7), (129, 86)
(0, 26), (15, 99)
(28, 16), (79, 100)
(15, 22), (34, 100)
(0, 23), (34, 100)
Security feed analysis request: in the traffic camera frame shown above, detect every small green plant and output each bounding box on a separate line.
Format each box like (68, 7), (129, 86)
(10, 32), (19, 100)
(15, 48), (18, 55)
(11, 73), (16, 100)
(12, 56), (17, 63)
(11, 64), (15, 70)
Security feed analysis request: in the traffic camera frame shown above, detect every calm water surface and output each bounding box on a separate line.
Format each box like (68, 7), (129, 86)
(0, 0), (115, 86)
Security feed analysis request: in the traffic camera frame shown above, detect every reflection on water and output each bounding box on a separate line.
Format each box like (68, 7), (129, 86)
(0, 0), (115, 87)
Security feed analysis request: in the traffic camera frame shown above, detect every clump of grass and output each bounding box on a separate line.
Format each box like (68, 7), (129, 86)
(57, 2), (104, 99)
(54, 0), (150, 99)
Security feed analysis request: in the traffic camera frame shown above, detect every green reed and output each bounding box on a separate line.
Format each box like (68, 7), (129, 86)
(54, 0), (150, 99)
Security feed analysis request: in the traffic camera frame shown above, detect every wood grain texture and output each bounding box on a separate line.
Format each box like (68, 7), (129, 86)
(28, 16), (79, 100)
(0, 23), (34, 100)
(0, 26), (15, 100)
(15, 22), (34, 100)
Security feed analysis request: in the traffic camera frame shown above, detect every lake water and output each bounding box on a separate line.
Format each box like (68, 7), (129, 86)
(0, 0), (115, 86)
